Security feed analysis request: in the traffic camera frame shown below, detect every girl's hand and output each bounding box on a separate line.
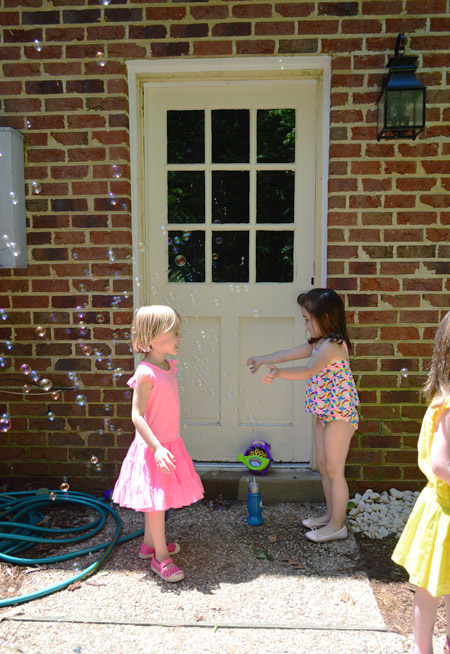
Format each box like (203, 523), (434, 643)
(246, 356), (261, 374)
(154, 445), (176, 474)
(261, 365), (278, 384)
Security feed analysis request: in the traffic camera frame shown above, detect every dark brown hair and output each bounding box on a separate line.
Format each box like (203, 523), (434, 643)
(297, 288), (352, 351)
(423, 311), (450, 406)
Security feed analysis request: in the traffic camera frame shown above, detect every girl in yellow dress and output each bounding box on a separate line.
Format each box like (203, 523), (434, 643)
(392, 311), (450, 654)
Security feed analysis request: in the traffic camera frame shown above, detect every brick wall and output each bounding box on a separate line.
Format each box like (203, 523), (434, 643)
(0, 0), (449, 494)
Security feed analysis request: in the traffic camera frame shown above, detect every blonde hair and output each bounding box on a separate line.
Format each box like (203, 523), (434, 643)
(424, 311), (450, 407)
(131, 305), (181, 353)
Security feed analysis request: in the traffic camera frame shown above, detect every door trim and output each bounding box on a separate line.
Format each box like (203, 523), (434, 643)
(127, 56), (331, 309)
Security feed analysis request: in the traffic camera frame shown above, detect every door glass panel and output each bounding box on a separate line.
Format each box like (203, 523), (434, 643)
(256, 230), (293, 282)
(257, 171), (294, 224)
(212, 110), (249, 163)
(211, 231), (249, 282)
(212, 171), (249, 224)
(257, 109), (295, 163)
(168, 171), (205, 224)
(168, 230), (205, 282)
(167, 110), (204, 164)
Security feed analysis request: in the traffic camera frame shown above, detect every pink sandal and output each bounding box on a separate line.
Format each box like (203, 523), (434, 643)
(138, 542), (180, 560)
(151, 557), (184, 583)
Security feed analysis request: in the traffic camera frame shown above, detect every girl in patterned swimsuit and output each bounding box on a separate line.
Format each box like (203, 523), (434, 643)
(247, 288), (359, 543)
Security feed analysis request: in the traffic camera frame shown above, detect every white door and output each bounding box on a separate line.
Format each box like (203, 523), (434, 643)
(144, 81), (317, 462)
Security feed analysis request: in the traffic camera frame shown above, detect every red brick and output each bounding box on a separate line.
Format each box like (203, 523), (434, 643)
(255, 21), (295, 35)
(342, 19), (382, 33)
(362, 1), (402, 14)
(193, 41), (233, 56)
(232, 4), (272, 18)
(322, 38), (363, 53)
(146, 7), (186, 20)
(190, 5), (229, 19)
(236, 40), (275, 54)
(297, 19), (338, 33)
(360, 278), (400, 292)
(275, 3), (315, 17)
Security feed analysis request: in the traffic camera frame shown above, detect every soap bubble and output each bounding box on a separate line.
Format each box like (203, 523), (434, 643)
(47, 411), (55, 421)
(108, 192), (118, 206)
(182, 231), (191, 241)
(175, 255), (186, 267)
(96, 51), (106, 67)
(212, 253), (219, 261)
(99, 0), (111, 4)
(9, 191), (19, 205)
(8, 242), (22, 257)
(60, 481), (70, 492)
(40, 378), (52, 391)
(5, 340), (13, 350)
(51, 391), (60, 400)
(0, 309), (7, 321)
(33, 39), (43, 52)
(0, 358), (5, 368)
(0, 414), (11, 432)
(251, 308), (261, 318)
(213, 298), (221, 307)
(36, 326), (46, 338)
(95, 313), (105, 323)
(26, 119), (31, 129)
(23, 384), (30, 394)
(108, 249), (116, 262)
(31, 181), (42, 194)
(123, 391), (131, 400)
(90, 455), (98, 465)
(113, 367), (124, 379)
(30, 370), (39, 382)
(400, 367), (409, 378)
(215, 236), (223, 245)
(111, 165), (122, 178)
(75, 394), (86, 406)
(49, 492), (56, 501)
(21, 363), (31, 375)
(78, 283), (86, 292)
(94, 462), (103, 472)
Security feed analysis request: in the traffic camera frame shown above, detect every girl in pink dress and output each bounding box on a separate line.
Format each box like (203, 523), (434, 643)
(247, 288), (359, 544)
(112, 305), (204, 582)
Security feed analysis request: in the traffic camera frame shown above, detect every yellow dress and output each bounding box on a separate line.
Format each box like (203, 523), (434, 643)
(392, 398), (450, 597)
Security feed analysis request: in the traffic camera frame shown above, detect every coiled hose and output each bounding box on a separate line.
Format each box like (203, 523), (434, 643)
(0, 489), (143, 608)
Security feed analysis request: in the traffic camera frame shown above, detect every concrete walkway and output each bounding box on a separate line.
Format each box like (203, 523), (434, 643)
(0, 498), (413, 654)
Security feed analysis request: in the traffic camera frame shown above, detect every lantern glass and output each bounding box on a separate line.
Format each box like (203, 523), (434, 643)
(386, 89), (424, 129)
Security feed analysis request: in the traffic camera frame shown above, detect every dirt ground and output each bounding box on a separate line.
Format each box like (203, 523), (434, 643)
(355, 533), (448, 638)
(0, 500), (447, 640)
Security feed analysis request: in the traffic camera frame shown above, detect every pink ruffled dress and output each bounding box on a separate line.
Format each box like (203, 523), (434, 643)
(112, 360), (204, 512)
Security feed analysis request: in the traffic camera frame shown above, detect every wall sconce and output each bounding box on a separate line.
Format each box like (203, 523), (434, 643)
(377, 33), (426, 141)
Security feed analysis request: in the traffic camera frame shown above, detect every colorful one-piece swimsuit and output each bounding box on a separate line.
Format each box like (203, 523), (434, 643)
(304, 342), (359, 429)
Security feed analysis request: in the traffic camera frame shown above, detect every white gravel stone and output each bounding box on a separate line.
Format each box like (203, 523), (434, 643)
(348, 488), (420, 539)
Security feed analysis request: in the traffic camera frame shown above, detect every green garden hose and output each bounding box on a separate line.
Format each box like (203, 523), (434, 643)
(0, 489), (143, 608)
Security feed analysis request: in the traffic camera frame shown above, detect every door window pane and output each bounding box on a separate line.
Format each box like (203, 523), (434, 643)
(212, 231), (249, 282)
(212, 110), (249, 163)
(212, 171), (249, 224)
(257, 109), (295, 163)
(256, 231), (293, 282)
(168, 230), (205, 283)
(257, 171), (294, 224)
(167, 110), (204, 164)
(168, 171), (205, 224)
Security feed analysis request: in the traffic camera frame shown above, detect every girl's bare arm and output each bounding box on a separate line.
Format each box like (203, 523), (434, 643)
(430, 408), (450, 485)
(247, 342), (313, 374)
(261, 341), (344, 383)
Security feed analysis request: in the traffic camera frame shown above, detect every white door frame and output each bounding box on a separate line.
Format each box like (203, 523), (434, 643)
(127, 56), (331, 308)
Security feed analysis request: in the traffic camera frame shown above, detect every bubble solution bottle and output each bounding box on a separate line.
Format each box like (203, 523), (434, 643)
(247, 477), (263, 525)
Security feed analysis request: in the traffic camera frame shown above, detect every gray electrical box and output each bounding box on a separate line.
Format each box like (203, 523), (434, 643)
(0, 127), (27, 269)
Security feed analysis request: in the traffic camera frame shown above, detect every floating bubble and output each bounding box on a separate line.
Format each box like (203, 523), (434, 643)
(175, 255), (186, 267)
(26, 119), (31, 129)
(49, 492), (57, 501)
(212, 253), (219, 261)
(5, 341), (13, 350)
(78, 283), (86, 292)
(96, 51), (106, 67)
(108, 249), (116, 262)
(99, 0), (111, 4)
(75, 394), (87, 406)
(21, 364), (31, 375)
(182, 231), (191, 242)
(47, 411), (55, 421)
(215, 236), (223, 245)
(104, 404), (112, 412)
(135, 241), (145, 253)
(90, 455), (98, 465)
(173, 236), (181, 245)
(8, 242), (22, 257)
(251, 308), (261, 318)
(0, 358), (5, 368)
(72, 562), (81, 572)
(134, 276), (143, 287)
(31, 181), (42, 194)
(123, 391), (132, 400)
(400, 367), (409, 378)
(0, 414), (11, 432)
(94, 462), (103, 472)
(96, 313), (105, 323)
(108, 192), (118, 206)
(111, 164), (122, 178)
(23, 384), (30, 394)
(82, 345), (92, 356)
(60, 482), (70, 492)
(36, 326), (46, 338)
(30, 370), (39, 382)
(51, 391), (60, 400)
(9, 191), (18, 206)
(40, 378), (52, 391)
(113, 367), (124, 379)
(200, 330), (209, 339)
(33, 39), (43, 52)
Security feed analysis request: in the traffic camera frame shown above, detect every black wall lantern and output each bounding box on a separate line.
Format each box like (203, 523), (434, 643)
(377, 33), (426, 140)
